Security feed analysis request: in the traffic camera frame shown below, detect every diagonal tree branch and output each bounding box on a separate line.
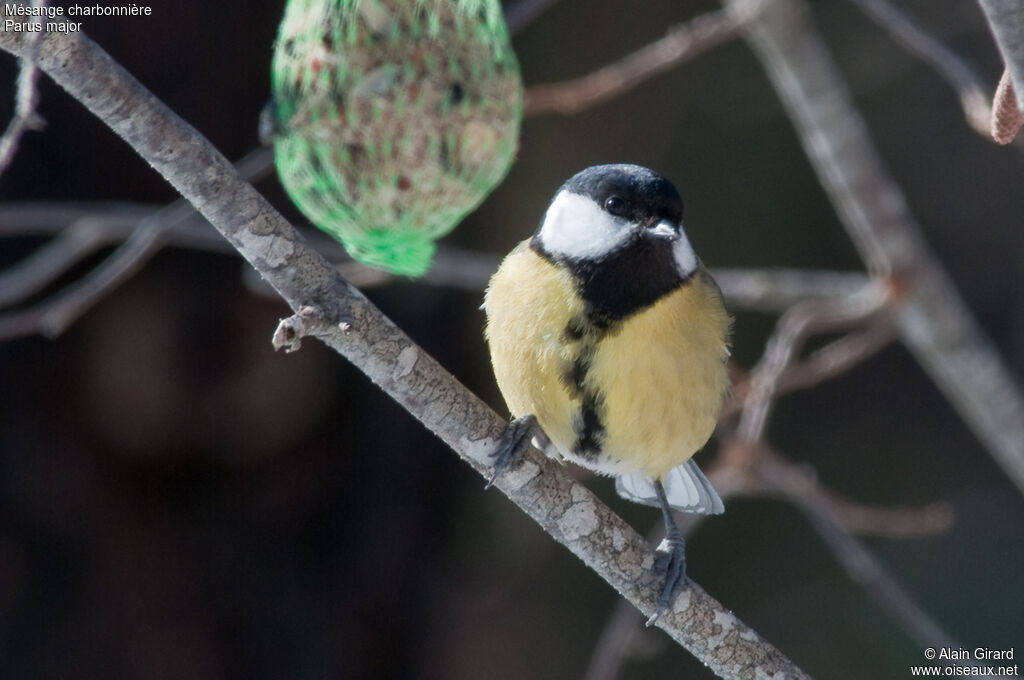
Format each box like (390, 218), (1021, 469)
(0, 24), (810, 680)
(727, 0), (1024, 496)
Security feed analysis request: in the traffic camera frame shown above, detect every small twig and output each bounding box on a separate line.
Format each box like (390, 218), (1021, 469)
(847, 0), (991, 134)
(737, 283), (889, 443)
(0, 7), (46, 177)
(991, 68), (1024, 144)
(524, 0), (764, 116)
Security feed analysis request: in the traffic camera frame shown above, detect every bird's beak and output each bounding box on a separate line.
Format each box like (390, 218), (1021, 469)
(646, 219), (679, 240)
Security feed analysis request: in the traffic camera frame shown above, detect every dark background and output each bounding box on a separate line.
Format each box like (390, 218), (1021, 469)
(1, 1), (1023, 678)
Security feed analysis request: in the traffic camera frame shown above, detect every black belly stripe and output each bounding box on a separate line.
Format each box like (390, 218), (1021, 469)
(561, 354), (588, 397)
(560, 314), (611, 459)
(572, 388), (605, 457)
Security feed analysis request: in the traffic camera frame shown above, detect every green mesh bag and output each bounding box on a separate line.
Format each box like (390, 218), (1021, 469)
(269, 0), (522, 276)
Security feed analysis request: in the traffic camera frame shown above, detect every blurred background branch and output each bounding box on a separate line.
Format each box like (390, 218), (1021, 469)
(848, 0), (992, 134)
(0, 149), (272, 339)
(733, 0), (1024, 496)
(524, 0), (763, 116)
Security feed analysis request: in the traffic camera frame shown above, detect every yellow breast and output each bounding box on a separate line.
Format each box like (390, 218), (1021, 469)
(484, 243), (730, 480)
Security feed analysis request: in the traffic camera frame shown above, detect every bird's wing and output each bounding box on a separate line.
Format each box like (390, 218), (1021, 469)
(615, 459), (725, 515)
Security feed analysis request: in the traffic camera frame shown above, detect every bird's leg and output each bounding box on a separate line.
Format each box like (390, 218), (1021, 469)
(647, 479), (687, 626)
(486, 414), (542, 488)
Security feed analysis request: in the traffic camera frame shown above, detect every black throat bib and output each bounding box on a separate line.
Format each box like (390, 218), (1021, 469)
(534, 236), (688, 330)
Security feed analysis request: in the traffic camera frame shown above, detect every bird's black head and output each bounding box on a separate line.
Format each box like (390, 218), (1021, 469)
(531, 164), (699, 326)
(562, 164), (683, 228)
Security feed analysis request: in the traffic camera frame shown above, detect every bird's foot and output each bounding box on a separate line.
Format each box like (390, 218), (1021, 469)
(486, 414), (539, 489)
(646, 531), (687, 626)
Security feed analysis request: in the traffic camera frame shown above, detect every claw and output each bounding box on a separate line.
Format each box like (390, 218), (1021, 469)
(486, 414), (538, 489)
(646, 479), (689, 626)
(646, 532), (687, 626)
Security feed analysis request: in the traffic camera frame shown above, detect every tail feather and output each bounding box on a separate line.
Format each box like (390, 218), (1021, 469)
(615, 459), (724, 515)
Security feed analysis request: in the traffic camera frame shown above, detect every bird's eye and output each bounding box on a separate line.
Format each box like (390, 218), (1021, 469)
(604, 196), (626, 216)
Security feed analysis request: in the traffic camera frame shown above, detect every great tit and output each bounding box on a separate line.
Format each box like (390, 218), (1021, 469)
(483, 164), (731, 622)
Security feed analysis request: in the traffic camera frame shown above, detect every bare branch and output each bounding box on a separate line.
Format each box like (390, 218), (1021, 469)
(773, 317), (895, 395)
(524, 0), (764, 116)
(0, 25), (810, 680)
(848, 0), (992, 134)
(729, 0), (1024, 495)
(0, 148), (273, 339)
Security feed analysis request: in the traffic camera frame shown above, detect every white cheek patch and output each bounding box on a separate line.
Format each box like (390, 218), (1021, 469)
(537, 191), (631, 260)
(672, 223), (698, 277)
(648, 219), (699, 278)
